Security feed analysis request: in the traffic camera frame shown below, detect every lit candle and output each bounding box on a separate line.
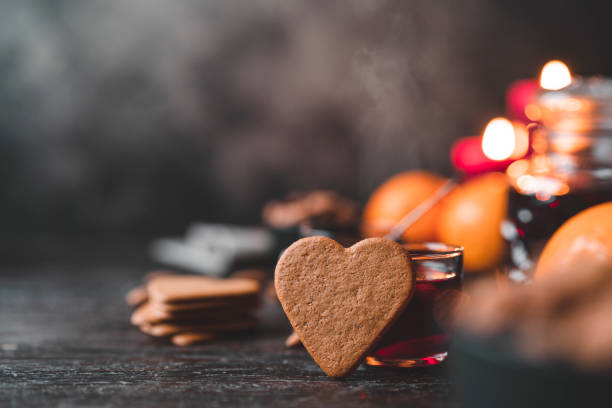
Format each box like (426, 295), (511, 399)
(453, 61), (572, 176)
(451, 118), (529, 175)
(506, 60), (573, 123)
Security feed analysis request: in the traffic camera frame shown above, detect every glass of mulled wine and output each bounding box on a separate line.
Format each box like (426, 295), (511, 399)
(365, 242), (463, 368)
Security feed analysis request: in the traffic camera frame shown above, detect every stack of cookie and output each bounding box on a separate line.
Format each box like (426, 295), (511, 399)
(127, 274), (260, 346)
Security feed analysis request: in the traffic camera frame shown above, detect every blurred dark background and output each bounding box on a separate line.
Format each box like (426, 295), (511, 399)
(2, 0), (612, 256)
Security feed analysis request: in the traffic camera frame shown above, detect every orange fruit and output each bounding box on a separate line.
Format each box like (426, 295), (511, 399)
(535, 202), (612, 280)
(437, 172), (508, 273)
(362, 171), (448, 242)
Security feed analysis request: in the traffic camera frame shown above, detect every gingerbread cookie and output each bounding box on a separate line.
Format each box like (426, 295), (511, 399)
(145, 318), (259, 337)
(275, 236), (415, 378)
(155, 296), (260, 312)
(172, 332), (215, 346)
(125, 286), (148, 307)
(285, 331), (301, 348)
(147, 275), (259, 304)
(262, 190), (359, 231)
(131, 301), (256, 325)
(127, 273), (262, 346)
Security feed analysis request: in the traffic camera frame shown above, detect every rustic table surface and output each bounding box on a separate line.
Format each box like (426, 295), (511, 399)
(0, 254), (460, 407)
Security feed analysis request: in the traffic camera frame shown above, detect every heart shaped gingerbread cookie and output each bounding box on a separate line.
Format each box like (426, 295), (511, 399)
(275, 236), (415, 377)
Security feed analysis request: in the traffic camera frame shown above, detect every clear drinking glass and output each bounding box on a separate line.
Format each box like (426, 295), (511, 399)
(365, 243), (464, 368)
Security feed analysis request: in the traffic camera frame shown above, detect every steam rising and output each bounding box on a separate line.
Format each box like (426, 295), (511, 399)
(0, 0), (528, 234)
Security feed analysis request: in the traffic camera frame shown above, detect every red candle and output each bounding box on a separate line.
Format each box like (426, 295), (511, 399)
(506, 79), (539, 124)
(451, 118), (526, 175)
(451, 136), (513, 175)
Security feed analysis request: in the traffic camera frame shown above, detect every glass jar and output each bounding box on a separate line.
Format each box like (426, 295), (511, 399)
(503, 78), (612, 282)
(366, 243), (463, 368)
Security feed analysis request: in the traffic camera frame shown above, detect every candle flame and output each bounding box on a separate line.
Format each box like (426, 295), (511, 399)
(539, 60), (572, 90)
(482, 117), (515, 161)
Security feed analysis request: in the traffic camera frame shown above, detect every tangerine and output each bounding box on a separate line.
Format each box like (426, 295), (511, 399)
(362, 171), (448, 242)
(437, 172), (508, 273)
(535, 202), (612, 280)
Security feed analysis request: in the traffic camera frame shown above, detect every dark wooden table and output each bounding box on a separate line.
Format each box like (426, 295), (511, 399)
(0, 257), (460, 407)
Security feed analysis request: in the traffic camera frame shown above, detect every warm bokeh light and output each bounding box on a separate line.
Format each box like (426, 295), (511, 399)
(516, 174), (569, 200)
(506, 158), (530, 179)
(524, 103), (542, 121)
(539, 60), (572, 90)
(511, 122), (529, 159)
(551, 135), (591, 154)
(482, 117), (515, 161)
